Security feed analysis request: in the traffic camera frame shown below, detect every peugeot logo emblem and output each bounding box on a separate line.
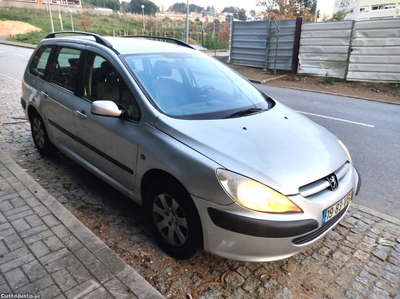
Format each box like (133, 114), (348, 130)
(326, 173), (339, 191)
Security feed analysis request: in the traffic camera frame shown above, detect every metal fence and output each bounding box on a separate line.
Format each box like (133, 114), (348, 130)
(298, 18), (400, 82)
(229, 18), (298, 71)
(230, 17), (400, 83)
(297, 21), (353, 79)
(347, 19), (400, 82)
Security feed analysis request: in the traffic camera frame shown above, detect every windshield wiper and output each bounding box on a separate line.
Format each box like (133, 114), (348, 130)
(224, 108), (266, 119)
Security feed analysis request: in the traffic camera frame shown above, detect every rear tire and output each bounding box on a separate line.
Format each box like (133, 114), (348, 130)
(30, 111), (58, 156)
(144, 179), (202, 259)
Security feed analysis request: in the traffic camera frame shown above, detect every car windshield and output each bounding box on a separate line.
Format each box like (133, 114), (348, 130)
(122, 52), (270, 119)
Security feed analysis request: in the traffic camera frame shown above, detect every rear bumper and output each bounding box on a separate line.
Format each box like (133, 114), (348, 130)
(21, 97), (26, 110)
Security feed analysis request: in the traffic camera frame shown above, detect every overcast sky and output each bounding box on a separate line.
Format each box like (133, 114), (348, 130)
(156, 0), (334, 14)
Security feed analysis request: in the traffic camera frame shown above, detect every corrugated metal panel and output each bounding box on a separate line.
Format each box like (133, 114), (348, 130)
(267, 19), (297, 70)
(297, 21), (353, 79)
(229, 19), (296, 70)
(230, 20), (269, 68)
(347, 19), (400, 82)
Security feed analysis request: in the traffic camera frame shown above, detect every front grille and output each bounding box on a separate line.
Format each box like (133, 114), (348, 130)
(292, 204), (348, 245)
(299, 162), (351, 198)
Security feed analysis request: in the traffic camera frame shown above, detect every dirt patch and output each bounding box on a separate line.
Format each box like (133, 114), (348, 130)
(0, 20), (42, 36)
(228, 64), (400, 104)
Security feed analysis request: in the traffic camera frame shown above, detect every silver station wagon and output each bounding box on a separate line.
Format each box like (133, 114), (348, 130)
(21, 32), (361, 261)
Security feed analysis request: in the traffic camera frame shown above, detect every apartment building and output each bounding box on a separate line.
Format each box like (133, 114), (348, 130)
(333, 0), (400, 20)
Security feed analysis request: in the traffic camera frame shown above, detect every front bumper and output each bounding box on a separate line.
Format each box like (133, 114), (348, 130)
(192, 165), (361, 262)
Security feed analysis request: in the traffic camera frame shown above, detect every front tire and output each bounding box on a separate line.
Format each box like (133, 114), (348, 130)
(145, 179), (202, 259)
(30, 112), (58, 156)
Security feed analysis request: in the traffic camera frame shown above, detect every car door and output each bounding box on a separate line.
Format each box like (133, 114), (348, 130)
(41, 43), (85, 152)
(72, 49), (141, 190)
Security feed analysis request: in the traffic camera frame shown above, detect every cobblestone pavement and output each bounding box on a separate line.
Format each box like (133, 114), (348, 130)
(0, 149), (164, 298)
(1, 74), (400, 299)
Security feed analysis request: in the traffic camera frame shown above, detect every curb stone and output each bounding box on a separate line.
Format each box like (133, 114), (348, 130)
(0, 39), (37, 50)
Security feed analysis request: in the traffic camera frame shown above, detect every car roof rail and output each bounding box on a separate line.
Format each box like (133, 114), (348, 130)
(45, 31), (113, 48)
(121, 35), (195, 49)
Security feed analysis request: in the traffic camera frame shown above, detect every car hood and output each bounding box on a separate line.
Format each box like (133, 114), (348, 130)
(156, 102), (348, 195)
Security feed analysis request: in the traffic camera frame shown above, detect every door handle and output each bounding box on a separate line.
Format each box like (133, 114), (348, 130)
(75, 110), (87, 120)
(41, 91), (49, 99)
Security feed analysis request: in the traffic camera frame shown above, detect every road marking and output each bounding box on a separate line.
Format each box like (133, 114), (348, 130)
(297, 111), (375, 128)
(0, 73), (21, 83)
(13, 54), (25, 57)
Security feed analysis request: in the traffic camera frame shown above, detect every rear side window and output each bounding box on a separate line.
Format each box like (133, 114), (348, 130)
(29, 46), (52, 79)
(50, 47), (82, 92)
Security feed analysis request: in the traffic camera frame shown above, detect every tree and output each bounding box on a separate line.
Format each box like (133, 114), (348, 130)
(330, 9), (348, 21)
(222, 6), (239, 14)
(169, 2), (185, 13)
(250, 10), (256, 17)
(257, 0), (316, 20)
(82, 0), (120, 10)
(189, 3), (204, 13)
(329, 0), (348, 21)
(168, 2), (204, 13)
(238, 8), (247, 20)
(129, 0), (157, 15)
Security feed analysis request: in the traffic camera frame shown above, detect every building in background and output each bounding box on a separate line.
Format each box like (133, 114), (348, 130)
(334, 0), (400, 20)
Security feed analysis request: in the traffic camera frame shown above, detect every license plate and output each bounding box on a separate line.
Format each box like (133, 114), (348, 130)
(322, 190), (352, 224)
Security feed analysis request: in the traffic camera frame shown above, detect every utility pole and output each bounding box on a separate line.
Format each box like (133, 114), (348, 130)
(47, 0), (54, 33)
(213, 19), (216, 56)
(185, 0), (189, 43)
(314, 0), (318, 22)
(141, 5), (145, 32)
(70, 10), (74, 31)
(58, 4), (63, 31)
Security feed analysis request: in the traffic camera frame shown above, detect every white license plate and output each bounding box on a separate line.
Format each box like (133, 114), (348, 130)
(322, 191), (352, 224)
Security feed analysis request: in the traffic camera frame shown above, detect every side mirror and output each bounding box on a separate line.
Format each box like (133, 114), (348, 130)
(91, 101), (122, 117)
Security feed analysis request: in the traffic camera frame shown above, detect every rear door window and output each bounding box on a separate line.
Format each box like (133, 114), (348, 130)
(29, 46), (53, 79)
(50, 47), (82, 92)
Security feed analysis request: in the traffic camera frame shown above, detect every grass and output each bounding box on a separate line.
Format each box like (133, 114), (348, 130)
(0, 7), (142, 44)
(323, 74), (336, 85)
(0, 7), (230, 49)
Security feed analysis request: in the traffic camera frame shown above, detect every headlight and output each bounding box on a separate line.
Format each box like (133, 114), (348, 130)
(338, 140), (352, 163)
(216, 169), (302, 213)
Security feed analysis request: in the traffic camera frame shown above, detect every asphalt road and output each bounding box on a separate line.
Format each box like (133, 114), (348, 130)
(257, 84), (400, 219)
(1, 44), (399, 219)
(0, 44), (32, 80)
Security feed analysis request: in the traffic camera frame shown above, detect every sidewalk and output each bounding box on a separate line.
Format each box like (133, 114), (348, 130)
(0, 148), (163, 299)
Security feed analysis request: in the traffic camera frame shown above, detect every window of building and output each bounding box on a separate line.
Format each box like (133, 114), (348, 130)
(50, 47), (82, 92)
(29, 46), (53, 79)
(372, 3), (395, 10)
(350, 9), (355, 13)
(359, 6), (369, 12)
(83, 53), (140, 122)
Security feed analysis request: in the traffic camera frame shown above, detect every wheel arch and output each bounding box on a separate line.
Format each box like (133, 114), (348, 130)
(140, 168), (204, 252)
(27, 104), (39, 122)
(140, 169), (188, 203)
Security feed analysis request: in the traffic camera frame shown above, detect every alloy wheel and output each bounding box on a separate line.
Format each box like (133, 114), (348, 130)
(33, 117), (45, 149)
(152, 194), (188, 246)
